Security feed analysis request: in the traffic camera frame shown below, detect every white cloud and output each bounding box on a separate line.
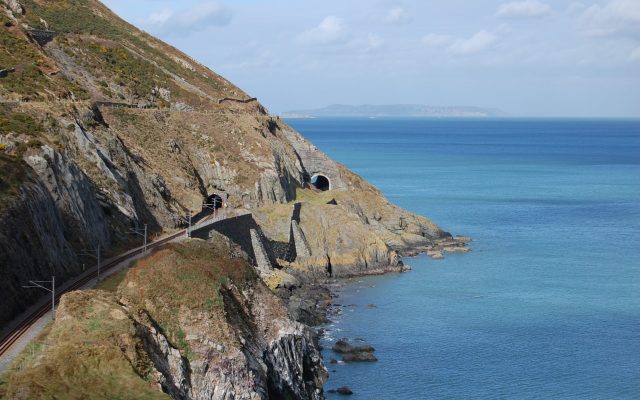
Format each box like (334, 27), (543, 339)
(145, 2), (232, 35)
(447, 30), (497, 55)
(567, 2), (586, 14)
(581, 0), (640, 37)
(297, 16), (347, 46)
(385, 7), (411, 25)
(351, 33), (385, 54)
(496, 1), (551, 18)
(422, 33), (454, 47)
(630, 46), (640, 61)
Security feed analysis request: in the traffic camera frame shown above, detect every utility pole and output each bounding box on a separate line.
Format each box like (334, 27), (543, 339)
(129, 224), (148, 253)
(23, 277), (55, 320)
(203, 203), (215, 218)
(203, 196), (221, 218)
(179, 211), (192, 238)
(81, 245), (101, 281)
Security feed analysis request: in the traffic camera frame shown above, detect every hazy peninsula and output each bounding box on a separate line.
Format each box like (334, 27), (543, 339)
(282, 104), (506, 118)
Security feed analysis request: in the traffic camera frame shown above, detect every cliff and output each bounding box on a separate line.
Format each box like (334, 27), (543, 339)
(0, 0), (465, 398)
(0, 240), (327, 399)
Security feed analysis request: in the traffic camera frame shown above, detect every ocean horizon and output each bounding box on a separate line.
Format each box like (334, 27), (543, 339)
(286, 117), (640, 399)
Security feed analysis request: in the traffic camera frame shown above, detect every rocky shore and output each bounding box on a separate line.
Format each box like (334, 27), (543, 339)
(279, 235), (470, 330)
(277, 235), (470, 396)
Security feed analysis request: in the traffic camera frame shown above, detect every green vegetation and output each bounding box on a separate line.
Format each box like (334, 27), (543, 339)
(0, 16), (41, 67)
(95, 268), (128, 292)
(0, 109), (42, 136)
(0, 12), (50, 101)
(119, 241), (256, 358)
(0, 11), (88, 100)
(20, 0), (122, 37)
(62, 38), (164, 99)
(16, 0), (224, 105)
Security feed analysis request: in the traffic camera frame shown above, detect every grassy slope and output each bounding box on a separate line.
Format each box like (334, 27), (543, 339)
(0, 241), (258, 399)
(0, 290), (170, 400)
(3, 0), (246, 108)
(118, 240), (257, 358)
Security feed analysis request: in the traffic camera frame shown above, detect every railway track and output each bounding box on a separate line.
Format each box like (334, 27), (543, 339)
(0, 212), (223, 363)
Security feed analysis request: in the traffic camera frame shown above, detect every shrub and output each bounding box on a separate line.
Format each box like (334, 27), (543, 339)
(0, 110), (42, 135)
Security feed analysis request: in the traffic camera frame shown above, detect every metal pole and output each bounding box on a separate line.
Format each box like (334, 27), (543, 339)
(185, 212), (189, 238)
(51, 276), (55, 320)
(144, 224), (148, 253)
(97, 245), (101, 281)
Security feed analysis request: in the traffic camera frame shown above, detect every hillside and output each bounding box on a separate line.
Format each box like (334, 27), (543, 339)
(0, 0), (466, 398)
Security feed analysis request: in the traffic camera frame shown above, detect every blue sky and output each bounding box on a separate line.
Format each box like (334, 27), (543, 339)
(101, 0), (640, 117)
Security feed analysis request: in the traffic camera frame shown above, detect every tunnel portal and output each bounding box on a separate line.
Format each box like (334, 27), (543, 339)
(310, 174), (331, 191)
(205, 193), (224, 210)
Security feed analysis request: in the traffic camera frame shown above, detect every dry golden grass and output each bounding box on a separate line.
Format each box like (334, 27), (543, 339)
(0, 291), (169, 400)
(118, 240), (256, 358)
(0, 240), (259, 399)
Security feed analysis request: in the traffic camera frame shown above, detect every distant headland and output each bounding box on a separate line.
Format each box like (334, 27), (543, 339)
(281, 104), (507, 118)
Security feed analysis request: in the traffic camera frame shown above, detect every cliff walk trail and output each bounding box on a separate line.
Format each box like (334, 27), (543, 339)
(0, 209), (241, 373)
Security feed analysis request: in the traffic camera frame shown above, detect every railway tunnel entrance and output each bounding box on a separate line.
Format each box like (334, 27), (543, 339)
(310, 174), (331, 191)
(205, 193), (224, 210)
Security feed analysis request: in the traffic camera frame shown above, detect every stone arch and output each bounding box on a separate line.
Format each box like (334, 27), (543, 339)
(310, 174), (331, 191)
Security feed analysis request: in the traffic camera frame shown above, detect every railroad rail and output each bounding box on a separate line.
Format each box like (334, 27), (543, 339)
(0, 212), (225, 364)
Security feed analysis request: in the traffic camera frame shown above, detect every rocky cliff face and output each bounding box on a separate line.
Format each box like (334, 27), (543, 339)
(0, 156), (79, 324)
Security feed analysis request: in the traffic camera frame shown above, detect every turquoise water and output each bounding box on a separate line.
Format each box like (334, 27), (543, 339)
(285, 118), (640, 399)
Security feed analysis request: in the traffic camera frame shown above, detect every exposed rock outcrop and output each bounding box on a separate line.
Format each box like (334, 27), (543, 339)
(0, 157), (78, 326)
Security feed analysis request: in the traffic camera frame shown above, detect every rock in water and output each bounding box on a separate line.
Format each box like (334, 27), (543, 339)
(343, 352), (379, 362)
(336, 386), (354, 395)
(332, 339), (376, 354)
(332, 339), (354, 353)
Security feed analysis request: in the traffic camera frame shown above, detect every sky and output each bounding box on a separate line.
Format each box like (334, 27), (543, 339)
(100, 0), (640, 117)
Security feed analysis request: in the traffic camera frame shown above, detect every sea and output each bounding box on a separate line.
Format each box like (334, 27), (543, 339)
(284, 118), (640, 400)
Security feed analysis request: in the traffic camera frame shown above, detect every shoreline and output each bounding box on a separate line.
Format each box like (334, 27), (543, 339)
(282, 235), (472, 393)
(286, 234), (470, 324)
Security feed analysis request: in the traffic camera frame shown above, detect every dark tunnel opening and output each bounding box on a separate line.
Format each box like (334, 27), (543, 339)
(205, 193), (224, 210)
(310, 174), (330, 191)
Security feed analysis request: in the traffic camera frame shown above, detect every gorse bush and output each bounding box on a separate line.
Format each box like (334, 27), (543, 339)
(0, 110), (42, 135)
(21, 0), (122, 37)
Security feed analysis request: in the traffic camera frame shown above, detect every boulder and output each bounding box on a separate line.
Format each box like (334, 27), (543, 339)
(336, 386), (353, 395)
(332, 340), (353, 353)
(332, 339), (376, 354)
(343, 353), (378, 362)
